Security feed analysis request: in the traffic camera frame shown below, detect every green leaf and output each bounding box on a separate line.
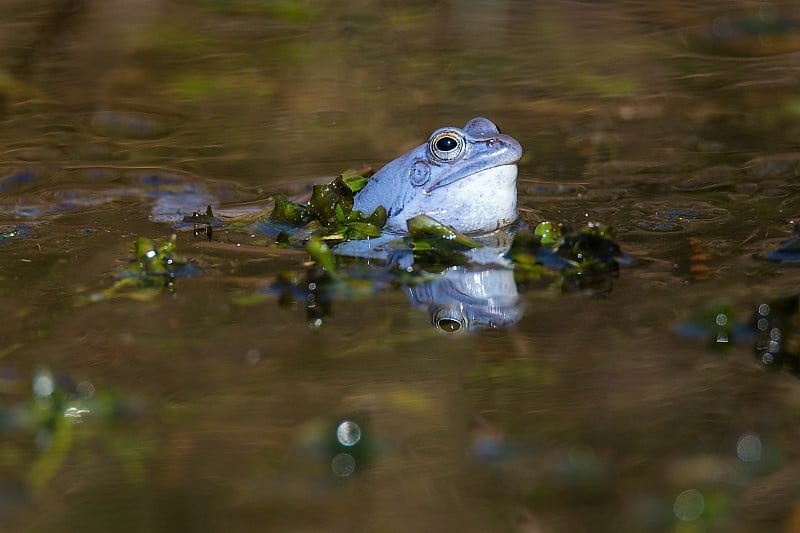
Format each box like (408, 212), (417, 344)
(507, 230), (543, 273)
(340, 166), (375, 193)
(534, 221), (562, 246)
(307, 236), (337, 275)
(406, 214), (482, 250)
(268, 171), (386, 245)
(270, 194), (309, 224)
(307, 176), (354, 226)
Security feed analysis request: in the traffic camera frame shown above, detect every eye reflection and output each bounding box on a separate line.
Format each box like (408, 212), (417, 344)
(432, 306), (467, 334)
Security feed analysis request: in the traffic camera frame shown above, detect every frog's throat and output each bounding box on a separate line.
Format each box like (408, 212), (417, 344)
(424, 163), (518, 194)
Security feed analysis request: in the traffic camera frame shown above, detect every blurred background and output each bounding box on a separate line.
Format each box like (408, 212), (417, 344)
(2, 1), (800, 532)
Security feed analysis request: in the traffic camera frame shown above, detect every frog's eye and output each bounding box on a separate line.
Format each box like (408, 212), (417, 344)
(429, 129), (466, 162)
(431, 306), (468, 334)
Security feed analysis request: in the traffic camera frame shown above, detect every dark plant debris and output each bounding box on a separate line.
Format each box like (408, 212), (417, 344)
(507, 221), (625, 293)
(674, 294), (800, 377)
(183, 205), (217, 241)
(752, 294), (800, 375)
(255, 236), (384, 328)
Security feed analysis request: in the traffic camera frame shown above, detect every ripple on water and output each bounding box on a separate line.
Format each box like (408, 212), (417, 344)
(634, 202), (730, 232)
(90, 108), (175, 139)
(70, 140), (129, 162)
(0, 224), (33, 242)
(672, 165), (741, 191)
(744, 153), (800, 179)
(0, 195), (60, 218)
(2, 165), (230, 223)
(584, 160), (666, 176)
(519, 181), (587, 197)
(2, 145), (64, 163)
(66, 166), (126, 183)
(66, 166), (206, 193)
(0, 167), (50, 194)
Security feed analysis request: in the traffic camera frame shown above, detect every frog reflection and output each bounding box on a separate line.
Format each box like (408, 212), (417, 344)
(405, 265), (524, 334)
(327, 216), (524, 333)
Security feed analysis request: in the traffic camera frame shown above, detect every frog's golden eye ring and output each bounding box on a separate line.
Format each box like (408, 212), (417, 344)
(428, 129), (466, 162)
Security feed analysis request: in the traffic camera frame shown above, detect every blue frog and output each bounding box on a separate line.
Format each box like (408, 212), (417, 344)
(353, 117), (522, 234)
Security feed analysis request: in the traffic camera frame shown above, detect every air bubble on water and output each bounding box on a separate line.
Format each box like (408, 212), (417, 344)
(77, 380), (95, 399)
(245, 348), (261, 365)
(673, 489), (704, 521)
(736, 432), (762, 463)
(331, 453), (356, 477)
(32, 369), (54, 398)
(336, 420), (361, 446)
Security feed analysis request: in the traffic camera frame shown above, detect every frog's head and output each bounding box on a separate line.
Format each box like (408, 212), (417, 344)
(353, 117), (522, 234)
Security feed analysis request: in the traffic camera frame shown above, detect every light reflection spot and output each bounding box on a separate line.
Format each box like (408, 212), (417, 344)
(736, 432), (762, 462)
(674, 489), (704, 521)
(715, 313), (728, 326)
(331, 453), (356, 477)
(32, 372), (54, 398)
(758, 303), (770, 316)
(77, 381), (95, 399)
(64, 406), (90, 419)
(336, 420), (361, 446)
(245, 348), (261, 365)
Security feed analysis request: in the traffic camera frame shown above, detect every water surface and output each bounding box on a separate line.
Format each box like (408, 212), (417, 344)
(2, 1), (800, 531)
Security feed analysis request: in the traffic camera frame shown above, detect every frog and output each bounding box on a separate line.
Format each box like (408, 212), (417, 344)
(353, 117), (522, 234)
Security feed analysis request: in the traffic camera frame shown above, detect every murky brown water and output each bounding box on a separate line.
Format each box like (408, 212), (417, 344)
(2, 1), (800, 532)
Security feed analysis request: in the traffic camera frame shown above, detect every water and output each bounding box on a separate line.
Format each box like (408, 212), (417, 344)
(2, 1), (800, 531)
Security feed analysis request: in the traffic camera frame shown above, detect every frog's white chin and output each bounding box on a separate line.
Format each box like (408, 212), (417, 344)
(389, 164), (518, 234)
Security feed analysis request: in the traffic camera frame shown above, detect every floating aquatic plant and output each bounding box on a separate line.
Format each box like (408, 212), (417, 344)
(507, 221), (625, 292)
(269, 167), (386, 244)
(250, 236), (384, 328)
(82, 234), (197, 303)
(0, 366), (141, 494)
(393, 214), (482, 270)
